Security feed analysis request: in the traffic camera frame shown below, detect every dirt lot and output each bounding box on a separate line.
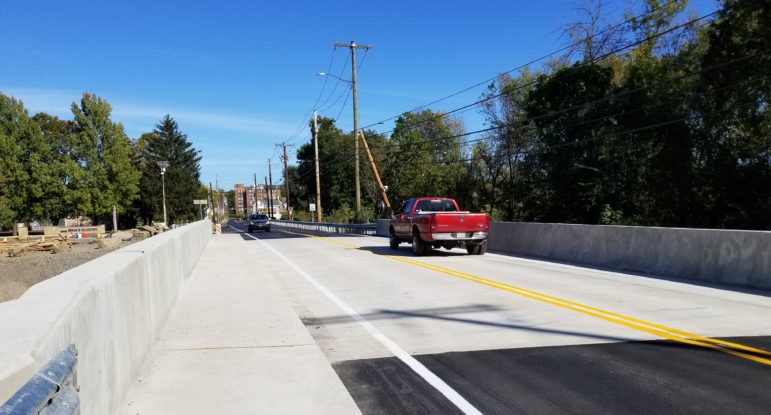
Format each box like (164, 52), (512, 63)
(0, 238), (135, 303)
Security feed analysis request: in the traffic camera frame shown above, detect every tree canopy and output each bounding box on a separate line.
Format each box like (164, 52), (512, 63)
(0, 93), (203, 229)
(287, 0), (770, 229)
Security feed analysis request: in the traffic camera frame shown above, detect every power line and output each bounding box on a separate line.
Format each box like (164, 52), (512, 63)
(294, 65), (768, 175)
(285, 47), (339, 145)
(287, 7), (762, 192)
(353, 49), (770, 156)
(319, 84), (351, 112)
(317, 53), (352, 111)
(358, 0), (684, 131)
(334, 86), (353, 121)
(367, 10), (719, 138)
(370, 97), (768, 169)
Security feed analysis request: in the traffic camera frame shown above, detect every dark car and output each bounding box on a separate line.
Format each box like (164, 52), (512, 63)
(247, 214), (271, 233)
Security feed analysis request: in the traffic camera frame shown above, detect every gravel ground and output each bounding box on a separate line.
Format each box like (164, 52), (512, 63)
(0, 238), (136, 303)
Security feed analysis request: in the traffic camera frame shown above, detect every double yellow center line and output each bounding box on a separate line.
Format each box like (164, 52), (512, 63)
(277, 229), (771, 366)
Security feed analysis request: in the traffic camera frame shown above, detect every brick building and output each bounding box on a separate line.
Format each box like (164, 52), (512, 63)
(233, 184), (282, 216)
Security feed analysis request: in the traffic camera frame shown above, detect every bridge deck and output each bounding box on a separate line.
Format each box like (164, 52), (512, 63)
(119, 222), (771, 414)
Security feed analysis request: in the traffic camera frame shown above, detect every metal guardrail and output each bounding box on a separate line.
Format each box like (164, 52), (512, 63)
(0, 345), (79, 415)
(271, 220), (377, 236)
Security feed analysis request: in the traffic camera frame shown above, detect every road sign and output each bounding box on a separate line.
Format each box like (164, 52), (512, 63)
(193, 199), (207, 205)
(310, 203), (316, 212)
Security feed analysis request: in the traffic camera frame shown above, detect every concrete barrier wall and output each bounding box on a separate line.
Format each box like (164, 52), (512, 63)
(377, 219), (769, 289)
(0, 220), (211, 414)
(487, 222), (771, 290)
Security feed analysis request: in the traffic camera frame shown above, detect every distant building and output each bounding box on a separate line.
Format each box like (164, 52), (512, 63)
(233, 184), (250, 215)
(233, 184), (281, 217)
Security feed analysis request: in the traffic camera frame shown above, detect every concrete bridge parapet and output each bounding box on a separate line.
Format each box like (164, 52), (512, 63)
(0, 220), (211, 414)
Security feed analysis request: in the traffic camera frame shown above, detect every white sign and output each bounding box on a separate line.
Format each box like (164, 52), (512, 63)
(310, 203), (316, 212)
(193, 199), (207, 205)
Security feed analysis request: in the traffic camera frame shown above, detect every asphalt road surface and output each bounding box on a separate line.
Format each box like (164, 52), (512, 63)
(227, 221), (771, 414)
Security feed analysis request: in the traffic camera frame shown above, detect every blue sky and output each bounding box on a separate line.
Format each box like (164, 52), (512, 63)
(1, 0), (718, 190)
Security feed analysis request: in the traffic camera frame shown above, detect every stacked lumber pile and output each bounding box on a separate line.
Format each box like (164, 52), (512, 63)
(0, 236), (72, 256)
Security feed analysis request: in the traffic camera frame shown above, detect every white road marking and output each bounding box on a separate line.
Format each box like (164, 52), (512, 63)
(230, 224), (484, 415)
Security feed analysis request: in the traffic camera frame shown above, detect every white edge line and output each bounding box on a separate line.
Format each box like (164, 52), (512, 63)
(229, 224), (483, 415)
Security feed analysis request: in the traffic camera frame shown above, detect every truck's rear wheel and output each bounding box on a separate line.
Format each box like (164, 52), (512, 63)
(466, 240), (487, 255)
(389, 228), (399, 250)
(413, 232), (428, 256)
(477, 240), (487, 255)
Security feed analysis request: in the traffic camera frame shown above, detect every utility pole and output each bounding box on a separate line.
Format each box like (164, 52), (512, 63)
(313, 110), (322, 222)
(253, 173), (257, 215)
(277, 143), (294, 220)
(335, 40), (371, 223)
(209, 182), (216, 223)
(268, 159), (274, 219)
(264, 177), (269, 216)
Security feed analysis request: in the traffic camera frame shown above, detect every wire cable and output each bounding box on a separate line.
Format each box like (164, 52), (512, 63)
(358, 0), (684, 131)
(367, 11), (718, 138)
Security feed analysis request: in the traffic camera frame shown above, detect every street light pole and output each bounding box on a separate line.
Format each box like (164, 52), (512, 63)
(158, 161), (169, 224)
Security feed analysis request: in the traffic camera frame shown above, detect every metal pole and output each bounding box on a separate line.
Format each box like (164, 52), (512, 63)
(313, 110), (322, 222)
(162, 172), (167, 224)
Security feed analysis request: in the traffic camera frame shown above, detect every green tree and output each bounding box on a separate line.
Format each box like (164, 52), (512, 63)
(0, 94), (26, 227)
(70, 93), (140, 220)
(383, 110), (466, 207)
(135, 115), (202, 224)
(32, 113), (79, 224)
(295, 117), (355, 219)
(479, 70), (541, 220)
(693, 0), (771, 229)
(0, 94), (67, 225)
(526, 63), (616, 223)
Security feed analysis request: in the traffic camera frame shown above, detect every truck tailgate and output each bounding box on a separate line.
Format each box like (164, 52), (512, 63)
(431, 212), (489, 233)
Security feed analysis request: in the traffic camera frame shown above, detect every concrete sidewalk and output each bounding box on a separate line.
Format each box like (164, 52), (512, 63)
(119, 233), (361, 414)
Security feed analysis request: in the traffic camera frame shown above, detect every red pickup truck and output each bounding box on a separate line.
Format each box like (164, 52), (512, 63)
(389, 197), (490, 256)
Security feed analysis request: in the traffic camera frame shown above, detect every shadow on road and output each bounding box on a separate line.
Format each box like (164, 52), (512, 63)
(358, 244), (470, 258)
(302, 303), (637, 343)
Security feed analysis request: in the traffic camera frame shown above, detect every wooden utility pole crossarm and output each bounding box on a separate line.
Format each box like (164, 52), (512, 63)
(334, 42), (372, 50)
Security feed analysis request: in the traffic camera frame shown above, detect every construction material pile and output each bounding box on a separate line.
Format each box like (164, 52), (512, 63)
(0, 236), (72, 257)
